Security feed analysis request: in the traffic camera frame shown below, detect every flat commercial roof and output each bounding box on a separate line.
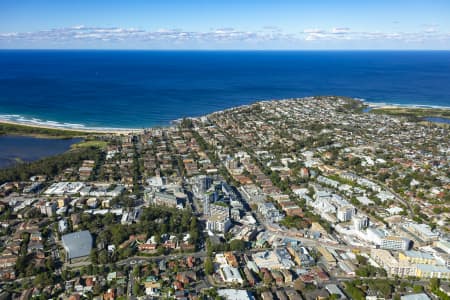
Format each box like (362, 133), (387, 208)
(218, 289), (254, 300)
(416, 264), (450, 273)
(403, 250), (434, 260)
(400, 293), (430, 300)
(62, 230), (93, 259)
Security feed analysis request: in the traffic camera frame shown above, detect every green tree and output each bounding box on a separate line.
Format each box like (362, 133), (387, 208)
(430, 278), (440, 291)
(133, 265), (140, 277)
(356, 254), (368, 265)
(344, 282), (365, 300)
(229, 240), (247, 251)
(413, 285), (424, 293)
(98, 249), (108, 264)
(204, 256), (214, 275)
(90, 249), (98, 265)
(133, 281), (142, 296)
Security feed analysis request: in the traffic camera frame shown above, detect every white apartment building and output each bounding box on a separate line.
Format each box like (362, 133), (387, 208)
(381, 236), (412, 251)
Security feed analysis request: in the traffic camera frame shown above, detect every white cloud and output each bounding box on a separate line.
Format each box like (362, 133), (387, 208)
(300, 26), (450, 44)
(72, 25), (85, 30)
(331, 27), (350, 34)
(424, 26), (438, 33)
(0, 25), (449, 48)
(303, 28), (324, 34)
(0, 26), (292, 44)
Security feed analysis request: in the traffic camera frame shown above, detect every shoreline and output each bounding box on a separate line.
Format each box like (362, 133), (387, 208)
(1, 98), (450, 133)
(363, 101), (450, 110)
(0, 119), (142, 135)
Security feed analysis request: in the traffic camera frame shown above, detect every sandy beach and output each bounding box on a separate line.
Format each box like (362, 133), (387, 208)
(364, 101), (450, 110)
(0, 119), (142, 135)
(2, 98), (449, 137)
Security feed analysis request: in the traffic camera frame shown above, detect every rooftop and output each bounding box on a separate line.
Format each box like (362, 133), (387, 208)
(62, 230), (93, 259)
(400, 293), (430, 300)
(403, 250), (434, 260)
(218, 289), (254, 300)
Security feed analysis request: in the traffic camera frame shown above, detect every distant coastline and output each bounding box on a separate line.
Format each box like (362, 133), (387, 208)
(1, 97), (449, 133)
(2, 50), (450, 128)
(363, 101), (450, 110)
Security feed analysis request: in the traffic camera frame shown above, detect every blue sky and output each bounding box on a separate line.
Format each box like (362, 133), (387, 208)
(1, 0), (449, 49)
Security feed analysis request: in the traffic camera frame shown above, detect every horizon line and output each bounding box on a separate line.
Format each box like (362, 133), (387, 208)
(1, 48), (450, 51)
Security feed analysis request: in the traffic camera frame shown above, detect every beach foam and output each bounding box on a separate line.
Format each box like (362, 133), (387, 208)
(363, 101), (450, 110)
(2, 97), (449, 133)
(0, 114), (138, 132)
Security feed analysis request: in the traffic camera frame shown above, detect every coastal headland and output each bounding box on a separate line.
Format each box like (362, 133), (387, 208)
(2, 97), (449, 137)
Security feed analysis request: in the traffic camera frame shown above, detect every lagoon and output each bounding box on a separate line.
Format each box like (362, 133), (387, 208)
(424, 117), (450, 124)
(0, 135), (81, 168)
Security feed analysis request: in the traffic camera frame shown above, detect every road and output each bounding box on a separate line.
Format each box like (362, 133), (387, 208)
(114, 228), (372, 272)
(116, 247), (276, 267)
(127, 270), (134, 297)
(258, 214), (373, 252)
(116, 251), (208, 266)
(375, 178), (414, 218)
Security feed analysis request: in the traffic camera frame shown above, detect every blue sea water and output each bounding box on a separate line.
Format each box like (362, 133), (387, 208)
(0, 50), (449, 129)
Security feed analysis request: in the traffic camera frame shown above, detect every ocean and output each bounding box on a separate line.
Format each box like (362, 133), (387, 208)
(0, 50), (449, 129)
